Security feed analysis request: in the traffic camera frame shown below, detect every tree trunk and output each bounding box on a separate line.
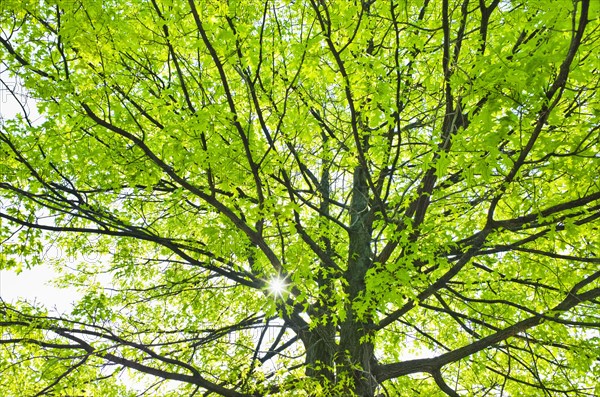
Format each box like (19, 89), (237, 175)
(305, 141), (337, 385)
(305, 323), (336, 382)
(338, 165), (376, 396)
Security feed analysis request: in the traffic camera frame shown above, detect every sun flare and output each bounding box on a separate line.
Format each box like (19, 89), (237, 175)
(268, 277), (287, 296)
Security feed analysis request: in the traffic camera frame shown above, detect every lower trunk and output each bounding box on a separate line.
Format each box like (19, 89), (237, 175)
(338, 315), (377, 396)
(337, 165), (377, 396)
(305, 323), (336, 383)
(305, 165), (376, 395)
(304, 321), (377, 397)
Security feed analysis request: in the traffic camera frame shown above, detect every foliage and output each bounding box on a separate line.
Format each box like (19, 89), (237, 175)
(1, 0), (599, 396)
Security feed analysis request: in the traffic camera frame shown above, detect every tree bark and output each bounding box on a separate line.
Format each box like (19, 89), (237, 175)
(338, 165), (376, 396)
(305, 141), (337, 385)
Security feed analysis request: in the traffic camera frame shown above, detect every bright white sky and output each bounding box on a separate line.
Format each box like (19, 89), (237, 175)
(0, 265), (79, 312)
(0, 71), (78, 312)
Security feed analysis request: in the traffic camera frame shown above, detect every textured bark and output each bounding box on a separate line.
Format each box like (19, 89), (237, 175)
(305, 147), (336, 385)
(337, 165), (376, 396)
(305, 324), (336, 383)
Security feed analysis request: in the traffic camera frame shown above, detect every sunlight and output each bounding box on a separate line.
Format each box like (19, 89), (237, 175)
(268, 277), (287, 296)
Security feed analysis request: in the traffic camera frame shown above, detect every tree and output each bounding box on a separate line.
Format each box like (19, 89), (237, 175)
(0, 0), (598, 395)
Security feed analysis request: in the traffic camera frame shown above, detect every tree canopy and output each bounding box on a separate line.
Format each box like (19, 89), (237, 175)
(0, 0), (599, 395)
